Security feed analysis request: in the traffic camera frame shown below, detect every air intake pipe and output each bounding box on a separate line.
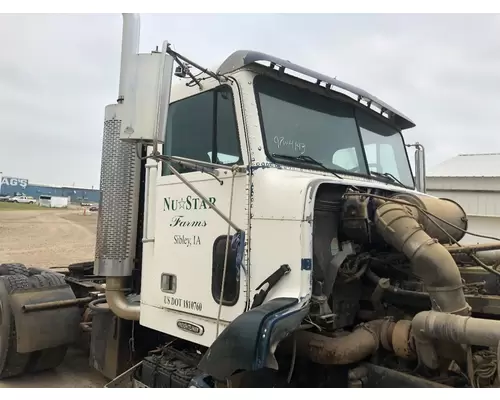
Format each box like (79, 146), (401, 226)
(372, 197), (471, 369)
(373, 199), (470, 316)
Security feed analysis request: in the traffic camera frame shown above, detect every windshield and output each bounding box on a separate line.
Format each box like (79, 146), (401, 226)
(254, 75), (415, 188)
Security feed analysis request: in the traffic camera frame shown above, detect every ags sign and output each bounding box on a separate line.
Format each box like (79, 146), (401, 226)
(1, 177), (29, 189)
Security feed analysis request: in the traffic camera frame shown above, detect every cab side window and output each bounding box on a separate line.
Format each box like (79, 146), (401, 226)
(163, 85), (242, 175)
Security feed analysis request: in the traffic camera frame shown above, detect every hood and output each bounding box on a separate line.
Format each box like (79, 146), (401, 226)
(250, 167), (428, 221)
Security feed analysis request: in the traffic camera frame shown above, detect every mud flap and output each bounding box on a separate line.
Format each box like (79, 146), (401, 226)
(197, 297), (308, 382)
(8, 286), (81, 353)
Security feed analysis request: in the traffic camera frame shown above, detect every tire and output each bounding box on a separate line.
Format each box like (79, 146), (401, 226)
(26, 272), (70, 373)
(26, 346), (67, 374)
(28, 272), (66, 289)
(0, 263), (30, 277)
(0, 274), (32, 379)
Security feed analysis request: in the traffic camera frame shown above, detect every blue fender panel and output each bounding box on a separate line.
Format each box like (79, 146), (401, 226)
(197, 297), (307, 382)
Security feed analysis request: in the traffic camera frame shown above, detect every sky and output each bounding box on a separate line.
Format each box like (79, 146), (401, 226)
(0, 13), (499, 188)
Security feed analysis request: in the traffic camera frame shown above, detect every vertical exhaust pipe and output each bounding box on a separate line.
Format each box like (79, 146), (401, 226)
(118, 13), (140, 103)
(95, 13), (142, 321)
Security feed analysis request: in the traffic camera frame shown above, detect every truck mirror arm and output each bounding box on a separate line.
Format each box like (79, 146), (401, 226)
(152, 152), (242, 232)
(154, 153), (224, 185)
(166, 45), (225, 88)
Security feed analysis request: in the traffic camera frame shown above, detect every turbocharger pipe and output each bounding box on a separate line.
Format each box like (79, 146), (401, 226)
(374, 201), (470, 316)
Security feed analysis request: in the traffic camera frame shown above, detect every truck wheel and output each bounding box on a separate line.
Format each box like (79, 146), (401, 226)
(26, 273), (70, 373)
(26, 346), (67, 374)
(0, 263), (30, 277)
(29, 272), (66, 288)
(0, 275), (32, 379)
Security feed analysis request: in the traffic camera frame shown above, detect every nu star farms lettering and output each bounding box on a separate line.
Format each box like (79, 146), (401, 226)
(164, 195), (216, 211)
(163, 195), (216, 228)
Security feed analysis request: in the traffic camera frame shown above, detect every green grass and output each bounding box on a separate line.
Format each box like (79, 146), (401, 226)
(0, 202), (46, 211)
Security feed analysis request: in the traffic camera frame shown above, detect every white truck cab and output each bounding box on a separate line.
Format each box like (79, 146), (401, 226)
(89, 16), (497, 388)
(2, 14), (500, 389)
(133, 51), (419, 346)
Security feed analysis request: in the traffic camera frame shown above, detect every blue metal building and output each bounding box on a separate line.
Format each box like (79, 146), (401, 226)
(0, 176), (100, 204)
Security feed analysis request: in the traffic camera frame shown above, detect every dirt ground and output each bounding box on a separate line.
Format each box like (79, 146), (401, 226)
(0, 207), (108, 388)
(0, 349), (108, 388)
(0, 208), (97, 268)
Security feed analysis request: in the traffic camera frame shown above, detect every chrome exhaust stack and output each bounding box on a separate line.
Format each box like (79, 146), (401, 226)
(94, 13), (142, 321)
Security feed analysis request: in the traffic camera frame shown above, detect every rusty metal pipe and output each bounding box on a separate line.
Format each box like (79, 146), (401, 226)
(80, 321), (93, 332)
(105, 277), (140, 321)
(447, 242), (500, 269)
(374, 201), (469, 315)
(453, 250), (500, 268)
(22, 296), (93, 313)
(454, 254), (494, 267)
(446, 242), (500, 254)
(293, 319), (392, 365)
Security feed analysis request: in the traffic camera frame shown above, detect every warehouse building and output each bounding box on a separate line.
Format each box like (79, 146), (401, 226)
(0, 175), (100, 204)
(426, 153), (500, 245)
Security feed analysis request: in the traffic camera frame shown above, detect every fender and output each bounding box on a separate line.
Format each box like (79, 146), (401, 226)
(197, 297), (308, 382)
(9, 285), (81, 353)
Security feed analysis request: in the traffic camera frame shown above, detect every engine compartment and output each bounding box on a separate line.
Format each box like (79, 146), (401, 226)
(289, 183), (500, 388)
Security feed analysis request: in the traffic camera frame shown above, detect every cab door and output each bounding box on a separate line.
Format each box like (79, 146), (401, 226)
(144, 79), (250, 325)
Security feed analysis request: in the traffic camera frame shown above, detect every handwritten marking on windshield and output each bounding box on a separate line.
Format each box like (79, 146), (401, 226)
(273, 136), (306, 154)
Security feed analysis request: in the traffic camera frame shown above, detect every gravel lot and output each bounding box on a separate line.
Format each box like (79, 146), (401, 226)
(0, 208), (97, 268)
(0, 207), (107, 388)
(0, 349), (108, 388)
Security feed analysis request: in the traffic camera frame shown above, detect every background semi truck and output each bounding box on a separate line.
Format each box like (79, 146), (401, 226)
(0, 13), (500, 388)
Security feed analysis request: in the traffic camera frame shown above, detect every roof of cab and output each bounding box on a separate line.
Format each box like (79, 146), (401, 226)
(217, 50), (415, 131)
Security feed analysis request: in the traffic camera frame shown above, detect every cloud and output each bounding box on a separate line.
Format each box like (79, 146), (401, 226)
(0, 13), (498, 187)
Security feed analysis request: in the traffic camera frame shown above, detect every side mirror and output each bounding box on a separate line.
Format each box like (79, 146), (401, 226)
(407, 142), (426, 192)
(120, 41), (174, 144)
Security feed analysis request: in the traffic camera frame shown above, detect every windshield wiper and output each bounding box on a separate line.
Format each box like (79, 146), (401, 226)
(272, 153), (343, 179)
(370, 171), (406, 188)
